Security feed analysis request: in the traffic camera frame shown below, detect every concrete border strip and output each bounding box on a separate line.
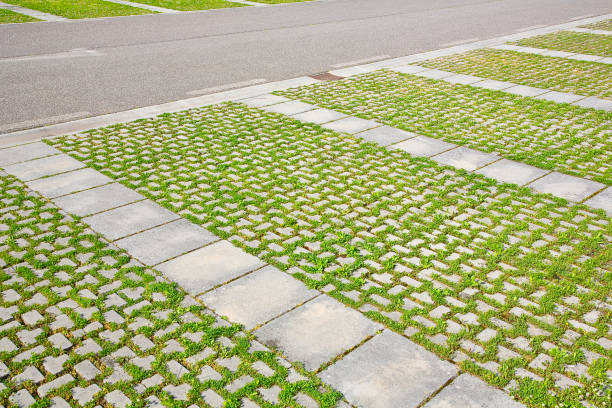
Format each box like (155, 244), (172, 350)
(224, 0), (269, 6)
(0, 1), (67, 21)
(101, 0), (181, 14)
(0, 12), (610, 147)
(568, 27), (612, 36)
(491, 43), (611, 64)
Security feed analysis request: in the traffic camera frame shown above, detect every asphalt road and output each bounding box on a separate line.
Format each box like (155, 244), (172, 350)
(1, 0), (611, 133)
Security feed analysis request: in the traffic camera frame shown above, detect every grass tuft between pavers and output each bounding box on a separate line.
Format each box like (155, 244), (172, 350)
(275, 70), (612, 185)
(47, 102), (612, 408)
(0, 173), (341, 406)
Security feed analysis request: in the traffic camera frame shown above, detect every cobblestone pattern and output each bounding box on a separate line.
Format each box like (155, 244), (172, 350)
(0, 172), (340, 407)
(513, 31), (612, 58)
(48, 103), (612, 408)
(580, 19), (612, 31)
(275, 70), (612, 185)
(417, 48), (612, 100)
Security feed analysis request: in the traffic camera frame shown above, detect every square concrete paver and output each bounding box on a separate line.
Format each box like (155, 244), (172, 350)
(291, 108), (347, 124)
(114, 219), (218, 266)
(535, 91), (583, 104)
(504, 85), (548, 97)
(319, 330), (458, 408)
(157, 240), (265, 295)
(3, 154), (84, 181)
(254, 296), (381, 371)
(540, 50), (575, 58)
(528, 172), (605, 202)
(322, 117), (380, 134)
(472, 79), (515, 91)
(583, 187), (612, 215)
(423, 374), (525, 408)
(432, 147), (498, 171)
(199, 266), (318, 329)
(0, 142), (59, 166)
(572, 97), (612, 111)
(357, 126), (416, 146)
(262, 100), (316, 115)
(82, 200), (179, 241)
(417, 69), (455, 80)
(476, 159), (549, 186)
(51, 183), (144, 217)
(393, 65), (429, 75)
(444, 73), (483, 85)
(26, 168), (112, 198)
(392, 136), (455, 157)
(240, 94), (290, 108)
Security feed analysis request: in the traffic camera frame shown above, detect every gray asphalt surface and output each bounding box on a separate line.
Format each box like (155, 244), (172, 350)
(1, 0), (611, 132)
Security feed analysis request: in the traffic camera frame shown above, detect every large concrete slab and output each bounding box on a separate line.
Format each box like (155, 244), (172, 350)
(240, 94), (290, 108)
(529, 172), (605, 202)
(472, 79), (515, 91)
(423, 374), (525, 408)
(3, 154), (84, 181)
(114, 219), (218, 266)
(51, 183), (144, 217)
(357, 126), (416, 146)
(319, 330), (458, 408)
(392, 135), (455, 157)
(322, 117), (380, 134)
(291, 108), (347, 125)
(26, 168), (112, 198)
(199, 266), (318, 329)
(583, 188), (612, 215)
(157, 240), (265, 295)
(572, 97), (612, 111)
(476, 159), (549, 186)
(504, 85), (548, 97)
(254, 296), (381, 371)
(262, 100), (316, 115)
(0, 143), (60, 167)
(535, 91), (583, 104)
(432, 146), (498, 171)
(82, 200), (179, 241)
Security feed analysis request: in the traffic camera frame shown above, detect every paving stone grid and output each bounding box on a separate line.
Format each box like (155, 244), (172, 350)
(1, 12), (611, 408)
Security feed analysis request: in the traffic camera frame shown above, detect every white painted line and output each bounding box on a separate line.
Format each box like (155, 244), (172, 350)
(514, 24), (547, 32)
(101, 0), (181, 13)
(0, 112), (91, 134)
(331, 55), (391, 69)
(186, 79), (266, 96)
(0, 49), (102, 63)
(0, 1), (66, 21)
(440, 38), (480, 47)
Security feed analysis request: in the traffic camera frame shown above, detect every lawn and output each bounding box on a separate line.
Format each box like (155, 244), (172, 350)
(47, 102), (612, 408)
(0, 7), (39, 23)
(128, 0), (243, 11)
(1, 0), (152, 18)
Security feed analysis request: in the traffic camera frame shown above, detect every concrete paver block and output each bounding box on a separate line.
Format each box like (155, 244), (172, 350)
(199, 265), (318, 329)
(262, 100), (316, 115)
(322, 117), (380, 134)
(476, 159), (549, 186)
(0, 143), (60, 166)
(157, 240), (264, 295)
(357, 125), (416, 146)
(529, 172), (605, 202)
(583, 187), (612, 215)
(432, 146), (498, 171)
(240, 94), (290, 108)
(51, 183), (144, 217)
(3, 154), (84, 181)
(392, 135), (455, 157)
(291, 108), (347, 124)
(26, 168), (112, 198)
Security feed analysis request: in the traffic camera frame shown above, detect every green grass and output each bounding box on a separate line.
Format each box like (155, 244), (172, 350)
(580, 19), (612, 31)
(48, 102), (612, 408)
(1, 0), (152, 19)
(418, 49), (612, 100)
(0, 171), (341, 407)
(275, 70), (612, 185)
(129, 0), (243, 11)
(249, 0), (312, 3)
(513, 31), (612, 58)
(0, 8), (40, 23)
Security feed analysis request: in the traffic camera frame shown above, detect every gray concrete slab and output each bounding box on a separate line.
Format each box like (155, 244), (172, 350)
(539, 50), (575, 58)
(26, 168), (112, 198)
(0, 142), (59, 166)
(357, 125), (416, 146)
(417, 69), (455, 80)
(423, 374), (525, 408)
(51, 183), (144, 217)
(254, 296), (382, 371)
(114, 219), (218, 266)
(504, 85), (548, 97)
(432, 147), (498, 171)
(322, 117), (380, 134)
(82, 200), (179, 241)
(572, 97), (612, 111)
(240, 94), (290, 108)
(535, 91), (584, 104)
(262, 100), (316, 116)
(476, 159), (549, 186)
(3, 154), (84, 181)
(392, 64), (429, 75)
(392, 135), (456, 157)
(567, 53), (604, 62)
(583, 188), (612, 216)
(156, 240), (264, 295)
(319, 330), (458, 408)
(472, 79), (515, 91)
(291, 108), (347, 125)
(528, 172), (605, 202)
(444, 73), (483, 85)
(199, 265), (319, 329)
